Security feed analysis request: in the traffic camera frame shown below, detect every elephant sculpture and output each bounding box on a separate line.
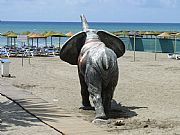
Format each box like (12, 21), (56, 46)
(60, 15), (125, 120)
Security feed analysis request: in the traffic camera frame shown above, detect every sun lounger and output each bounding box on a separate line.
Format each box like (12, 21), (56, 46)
(175, 54), (180, 60)
(167, 53), (180, 60)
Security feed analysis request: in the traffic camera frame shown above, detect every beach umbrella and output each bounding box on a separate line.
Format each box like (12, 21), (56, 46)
(150, 31), (161, 60)
(152, 31), (162, 37)
(113, 30), (130, 37)
(171, 32), (180, 54)
(138, 31), (146, 37)
(112, 31), (124, 37)
(2, 31), (18, 46)
(66, 32), (74, 37)
(46, 31), (67, 53)
(155, 32), (171, 60)
(7, 32), (17, 47)
(43, 31), (66, 47)
(128, 31), (139, 62)
(143, 31), (156, 38)
(158, 32), (171, 38)
(154, 36), (158, 61)
(28, 32), (46, 48)
(50, 32), (67, 51)
(43, 31), (56, 46)
(140, 31), (158, 60)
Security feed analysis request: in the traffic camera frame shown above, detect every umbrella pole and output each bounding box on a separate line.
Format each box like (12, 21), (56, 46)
(37, 38), (38, 48)
(14, 38), (16, 46)
(59, 37), (61, 56)
(32, 38), (33, 47)
(174, 36), (176, 54)
(133, 34), (136, 62)
(155, 36), (157, 61)
(27, 38), (29, 46)
(51, 36), (52, 46)
(59, 37), (61, 47)
(10, 38), (12, 47)
(6, 37), (8, 46)
(45, 38), (47, 47)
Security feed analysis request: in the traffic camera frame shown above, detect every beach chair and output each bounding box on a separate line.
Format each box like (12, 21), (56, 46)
(175, 54), (180, 60)
(167, 53), (176, 59)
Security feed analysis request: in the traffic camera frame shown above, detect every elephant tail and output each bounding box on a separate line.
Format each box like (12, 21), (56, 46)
(102, 51), (109, 70)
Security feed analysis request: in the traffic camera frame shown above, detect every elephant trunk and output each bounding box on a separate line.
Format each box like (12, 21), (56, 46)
(80, 14), (89, 31)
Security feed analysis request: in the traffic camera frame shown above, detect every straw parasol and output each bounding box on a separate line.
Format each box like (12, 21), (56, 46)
(171, 32), (180, 53)
(2, 31), (18, 46)
(28, 32), (46, 47)
(66, 32), (74, 37)
(112, 31), (130, 37)
(43, 31), (67, 47)
(128, 31), (139, 62)
(138, 31), (146, 36)
(158, 32), (171, 38)
(112, 31), (123, 36)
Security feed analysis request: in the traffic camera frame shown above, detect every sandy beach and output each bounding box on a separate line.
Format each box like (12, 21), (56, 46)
(0, 51), (180, 135)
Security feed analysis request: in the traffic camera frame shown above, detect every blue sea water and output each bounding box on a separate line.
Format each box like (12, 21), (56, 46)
(0, 21), (180, 46)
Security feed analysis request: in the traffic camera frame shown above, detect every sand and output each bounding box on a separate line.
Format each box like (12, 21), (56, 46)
(0, 94), (61, 135)
(0, 51), (180, 135)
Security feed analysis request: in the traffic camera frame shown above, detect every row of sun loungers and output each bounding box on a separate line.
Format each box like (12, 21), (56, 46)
(0, 46), (60, 58)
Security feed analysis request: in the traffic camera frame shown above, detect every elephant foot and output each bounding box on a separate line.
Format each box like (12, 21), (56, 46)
(92, 118), (110, 125)
(79, 106), (95, 110)
(95, 113), (108, 120)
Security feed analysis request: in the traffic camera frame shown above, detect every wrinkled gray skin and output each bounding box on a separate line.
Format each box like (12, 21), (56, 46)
(78, 15), (118, 119)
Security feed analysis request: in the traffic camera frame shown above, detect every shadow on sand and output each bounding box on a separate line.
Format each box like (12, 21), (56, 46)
(0, 95), (70, 132)
(109, 99), (148, 119)
(0, 98), (39, 132)
(79, 99), (148, 121)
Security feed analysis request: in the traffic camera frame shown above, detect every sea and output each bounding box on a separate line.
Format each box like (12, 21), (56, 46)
(0, 21), (180, 47)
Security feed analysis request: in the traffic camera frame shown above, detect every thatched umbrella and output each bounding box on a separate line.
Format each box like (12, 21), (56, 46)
(128, 31), (139, 62)
(112, 31), (123, 36)
(43, 31), (66, 47)
(143, 31), (156, 38)
(171, 32), (180, 54)
(155, 32), (171, 60)
(43, 31), (55, 46)
(142, 31), (158, 60)
(2, 31), (18, 46)
(138, 31), (146, 37)
(66, 32), (74, 37)
(158, 32), (171, 38)
(7, 32), (17, 47)
(112, 31), (130, 37)
(28, 32), (46, 48)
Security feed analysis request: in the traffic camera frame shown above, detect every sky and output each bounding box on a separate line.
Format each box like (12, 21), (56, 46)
(0, 0), (179, 23)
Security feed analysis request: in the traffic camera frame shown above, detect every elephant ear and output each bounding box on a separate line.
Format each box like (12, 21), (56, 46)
(97, 30), (125, 58)
(60, 31), (86, 65)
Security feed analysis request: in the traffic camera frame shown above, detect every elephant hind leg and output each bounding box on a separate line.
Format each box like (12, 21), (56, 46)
(88, 84), (107, 120)
(78, 73), (92, 109)
(102, 85), (115, 116)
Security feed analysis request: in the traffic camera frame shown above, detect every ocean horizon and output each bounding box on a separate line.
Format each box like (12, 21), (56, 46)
(0, 21), (180, 47)
(1, 21), (180, 33)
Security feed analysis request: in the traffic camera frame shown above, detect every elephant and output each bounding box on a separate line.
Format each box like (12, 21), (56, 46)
(60, 15), (125, 120)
